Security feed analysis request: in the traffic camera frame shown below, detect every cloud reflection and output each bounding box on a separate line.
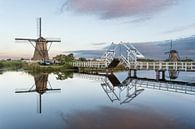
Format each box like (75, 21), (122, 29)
(61, 106), (182, 129)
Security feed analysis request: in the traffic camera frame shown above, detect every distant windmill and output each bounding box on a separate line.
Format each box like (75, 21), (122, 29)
(15, 17), (61, 61)
(165, 40), (180, 62)
(168, 70), (179, 80)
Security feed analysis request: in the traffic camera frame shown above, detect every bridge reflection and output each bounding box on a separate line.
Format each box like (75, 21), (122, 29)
(15, 73), (61, 113)
(14, 71), (195, 112)
(74, 72), (195, 104)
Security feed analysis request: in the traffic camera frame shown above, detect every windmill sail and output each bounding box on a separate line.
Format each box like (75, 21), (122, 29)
(15, 17), (61, 61)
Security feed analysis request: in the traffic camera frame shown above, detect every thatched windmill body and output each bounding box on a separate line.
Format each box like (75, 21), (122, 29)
(15, 18), (61, 61)
(165, 40), (180, 80)
(165, 40), (180, 62)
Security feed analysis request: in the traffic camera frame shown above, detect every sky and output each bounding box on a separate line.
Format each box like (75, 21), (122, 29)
(0, 0), (195, 59)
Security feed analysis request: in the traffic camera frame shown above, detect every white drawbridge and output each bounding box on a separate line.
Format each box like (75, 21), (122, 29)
(101, 42), (145, 68)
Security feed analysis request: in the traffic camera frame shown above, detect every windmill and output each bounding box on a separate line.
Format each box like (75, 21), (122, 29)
(165, 40), (180, 79)
(165, 40), (180, 62)
(15, 73), (61, 113)
(15, 17), (61, 61)
(168, 70), (179, 80)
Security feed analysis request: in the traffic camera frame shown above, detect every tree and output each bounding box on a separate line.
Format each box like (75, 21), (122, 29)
(53, 53), (75, 64)
(78, 57), (87, 61)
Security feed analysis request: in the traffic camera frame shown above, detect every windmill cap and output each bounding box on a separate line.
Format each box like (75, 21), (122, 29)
(170, 50), (178, 53)
(37, 37), (46, 42)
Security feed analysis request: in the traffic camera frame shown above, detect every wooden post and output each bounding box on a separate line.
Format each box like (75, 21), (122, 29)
(161, 70), (165, 81)
(134, 69), (137, 78)
(147, 62), (149, 70)
(128, 70), (132, 77)
(156, 70), (160, 81)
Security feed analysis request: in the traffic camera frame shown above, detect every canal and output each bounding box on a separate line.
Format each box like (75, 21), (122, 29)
(0, 70), (195, 129)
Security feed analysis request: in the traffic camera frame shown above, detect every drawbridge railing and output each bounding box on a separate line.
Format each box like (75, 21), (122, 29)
(71, 60), (195, 72)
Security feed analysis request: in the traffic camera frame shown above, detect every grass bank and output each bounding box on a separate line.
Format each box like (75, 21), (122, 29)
(0, 60), (25, 70)
(23, 62), (77, 73)
(0, 60), (77, 73)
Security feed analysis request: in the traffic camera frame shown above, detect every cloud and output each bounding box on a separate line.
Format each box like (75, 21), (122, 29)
(91, 42), (108, 46)
(64, 50), (105, 58)
(164, 23), (195, 34)
(123, 16), (151, 24)
(61, 0), (179, 19)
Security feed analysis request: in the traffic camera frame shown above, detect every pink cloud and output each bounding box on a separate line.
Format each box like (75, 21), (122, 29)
(62, 0), (179, 19)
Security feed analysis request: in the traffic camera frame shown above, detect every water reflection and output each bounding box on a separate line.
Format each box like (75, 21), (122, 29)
(60, 106), (182, 129)
(75, 72), (195, 104)
(4, 71), (195, 129)
(168, 70), (179, 80)
(15, 73), (61, 113)
(102, 74), (144, 104)
(55, 71), (73, 80)
(14, 71), (195, 112)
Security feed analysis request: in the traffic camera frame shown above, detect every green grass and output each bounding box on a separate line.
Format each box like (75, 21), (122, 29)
(23, 62), (76, 73)
(0, 60), (77, 73)
(0, 60), (25, 70)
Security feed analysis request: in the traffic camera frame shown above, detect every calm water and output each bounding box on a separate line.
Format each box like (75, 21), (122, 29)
(0, 70), (195, 129)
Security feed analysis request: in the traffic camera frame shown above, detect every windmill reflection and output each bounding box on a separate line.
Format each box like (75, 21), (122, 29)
(75, 72), (195, 104)
(168, 70), (179, 80)
(15, 73), (61, 113)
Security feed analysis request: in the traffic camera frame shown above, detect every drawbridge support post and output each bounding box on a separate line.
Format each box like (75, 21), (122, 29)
(128, 69), (137, 78)
(156, 70), (165, 81)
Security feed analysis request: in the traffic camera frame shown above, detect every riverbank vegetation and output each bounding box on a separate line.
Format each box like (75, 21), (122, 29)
(23, 63), (75, 73)
(0, 60), (25, 70)
(0, 60), (76, 74)
(0, 54), (76, 72)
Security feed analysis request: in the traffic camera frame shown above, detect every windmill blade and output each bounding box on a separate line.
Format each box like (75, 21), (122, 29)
(15, 89), (37, 93)
(170, 40), (173, 50)
(37, 17), (42, 38)
(46, 40), (61, 42)
(45, 90), (61, 94)
(15, 84), (36, 93)
(28, 40), (45, 59)
(37, 94), (42, 114)
(47, 42), (53, 51)
(46, 38), (61, 43)
(165, 51), (170, 54)
(15, 38), (37, 42)
(46, 88), (61, 91)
